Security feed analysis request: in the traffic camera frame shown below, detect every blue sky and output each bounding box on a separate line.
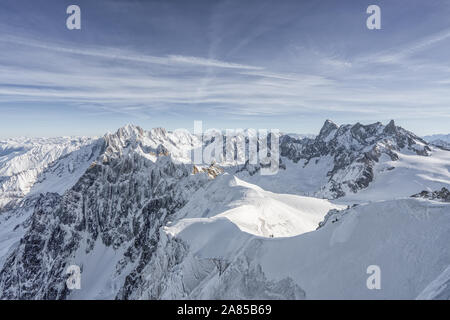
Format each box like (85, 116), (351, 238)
(0, 0), (450, 138)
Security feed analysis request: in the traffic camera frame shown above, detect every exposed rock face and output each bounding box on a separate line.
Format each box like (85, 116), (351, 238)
(0, 122), (444, 300)
(0, 124), (310, 300)
(192, 163), (224, 179)
(0, 126), (208, 299)
(412, 188), (450, 202)
(122, 234), (306, 300)
(279, 120), (431, 198)
(0, 193), (71, 299)
(187, 240), (306, 300)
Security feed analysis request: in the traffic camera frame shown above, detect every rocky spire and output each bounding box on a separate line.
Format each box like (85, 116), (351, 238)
(317, 119), (338, 140)
(383, 120), (397, 135)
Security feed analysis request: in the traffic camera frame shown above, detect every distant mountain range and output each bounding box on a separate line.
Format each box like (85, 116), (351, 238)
(0, 120), (449, 299)
(423, 134), (450, 143)
(423, 134), (450, 149)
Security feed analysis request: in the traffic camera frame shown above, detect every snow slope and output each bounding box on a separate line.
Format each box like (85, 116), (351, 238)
(165, 197), (450, 299)
(339, 147), (450, 203)
(168, 174), (344, 238)
(237, 146), (450, 204)
(416, 265), (450, 300)
(0, 137), (98, 210)
(61, 174), (342, 299)
(1, 123), (449, 300)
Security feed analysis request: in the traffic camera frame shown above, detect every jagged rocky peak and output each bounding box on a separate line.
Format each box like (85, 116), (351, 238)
(119, 123), (146, 138)
(323, 119), (338, 129)
(101, 125), (198, 163)
(149, 127), (168, 140)
(279, 119), (433, 198)
(0, 123), (208, 299)
(311, 119), (430, 155)
(317, 119), (338, 140)
(383, 119), (397, 135)
(103, 124), (144, 154)
(105, 124), (169, 146)
(282, 119), (430, 162)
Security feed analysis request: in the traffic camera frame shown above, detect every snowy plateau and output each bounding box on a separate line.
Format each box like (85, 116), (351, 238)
(0, 120), (449, 300)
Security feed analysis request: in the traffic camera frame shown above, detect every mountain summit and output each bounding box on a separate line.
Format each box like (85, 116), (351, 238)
(0, 121), (449, 299)
(276, 120), (432, 198)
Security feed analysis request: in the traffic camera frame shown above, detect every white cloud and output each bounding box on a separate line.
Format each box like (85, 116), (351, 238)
(0, 35), (262, 70)
(362, 28), (450, 65)
(1, 32), (450, 121)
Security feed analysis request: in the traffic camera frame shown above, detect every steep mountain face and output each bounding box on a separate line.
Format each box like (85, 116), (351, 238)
(0, 138), (103, 275)
(277, 120), (432, 198)
(113, 175), (328, 300)
(126, 196), (450, 300)
(0, 126), (208, 299)
(0, 125), (341, 300)
(0, 138), (103, 274)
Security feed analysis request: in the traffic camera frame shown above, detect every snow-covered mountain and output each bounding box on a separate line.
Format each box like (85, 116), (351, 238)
(159, 197), (450, 299)
(423, 134), (450, 150)
(0, 121), (449, 300)
(238, 120), (448, 202)
(423, 134), (450, 143)
(430, 139), (450, 150)
(0, 137), (99, 212)
(0, 125), (205, 299)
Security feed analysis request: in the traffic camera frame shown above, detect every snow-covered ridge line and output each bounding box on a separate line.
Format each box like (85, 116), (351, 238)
(1, 119), (447, 212)
(423, 133), (450, 143)
(161, 197), (450, 299)
(0, 136), (100, 211)
(166, 174), (345, 238)
(0, 125), (200, 212)
(0, 120), (449, 300)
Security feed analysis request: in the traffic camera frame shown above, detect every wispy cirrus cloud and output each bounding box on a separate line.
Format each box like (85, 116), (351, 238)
(358, 28), (450, 66)
(1, 32), (450, 122)
(1, 0), (450, 137)
(0, 34), (262, 70)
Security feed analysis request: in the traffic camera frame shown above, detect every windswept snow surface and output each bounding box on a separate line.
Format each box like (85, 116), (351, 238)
(66, 175), (343, 299)
(167, 198), (450, 299)
(235, 156), (334, 196)
(167, 174), (344, 238)
(416, 265), (450, 300)
(68, 240), (130, 300)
